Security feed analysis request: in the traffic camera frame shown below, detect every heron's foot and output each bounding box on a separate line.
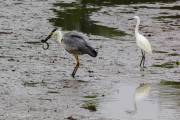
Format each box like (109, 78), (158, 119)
(71, 73), (75, 78)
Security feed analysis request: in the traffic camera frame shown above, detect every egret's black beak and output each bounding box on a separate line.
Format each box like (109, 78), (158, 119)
(128, 18), (134, 20)
(41, 28), (58, 43)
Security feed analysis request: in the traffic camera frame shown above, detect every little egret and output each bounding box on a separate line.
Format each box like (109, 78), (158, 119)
(41, 28), (98, 78)
(132, 16), (152, 68)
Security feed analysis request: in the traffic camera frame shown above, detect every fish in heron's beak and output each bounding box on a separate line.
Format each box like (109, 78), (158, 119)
(41, 28), (58, 50)
(41, 28), (58, 43)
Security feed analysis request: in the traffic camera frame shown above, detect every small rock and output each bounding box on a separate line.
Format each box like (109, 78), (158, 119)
(88, 70), (94, 73)
(67, 116), (77, 120)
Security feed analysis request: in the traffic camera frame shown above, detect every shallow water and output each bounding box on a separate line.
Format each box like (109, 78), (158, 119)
(0, 0), (179, 120)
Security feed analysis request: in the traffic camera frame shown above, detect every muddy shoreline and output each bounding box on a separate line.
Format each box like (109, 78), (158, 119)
(0, 0), (179, 120)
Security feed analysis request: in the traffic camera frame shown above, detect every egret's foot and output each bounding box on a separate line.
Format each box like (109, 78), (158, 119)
(140, 67), (144, 71)
(143, 66), (147, 68)
(126, 110), (137, 115)
(140, 83), (145, 86)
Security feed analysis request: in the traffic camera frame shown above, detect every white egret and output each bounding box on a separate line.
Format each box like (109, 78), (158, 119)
(132, 16), (152, 68)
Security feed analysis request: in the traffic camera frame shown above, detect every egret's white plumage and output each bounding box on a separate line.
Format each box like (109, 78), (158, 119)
(133, 16), (152, 68)
(134, 16), (152, 54)
(136, 34), (152, 54)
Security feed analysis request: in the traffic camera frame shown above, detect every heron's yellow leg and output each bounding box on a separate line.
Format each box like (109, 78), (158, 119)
(72, 55), (80, 77)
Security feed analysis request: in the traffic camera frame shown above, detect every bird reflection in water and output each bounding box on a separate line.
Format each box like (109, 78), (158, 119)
(127, 83), (151, 114)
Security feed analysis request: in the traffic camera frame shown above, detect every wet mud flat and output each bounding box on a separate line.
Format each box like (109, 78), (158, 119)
(0, 0), (180, 120)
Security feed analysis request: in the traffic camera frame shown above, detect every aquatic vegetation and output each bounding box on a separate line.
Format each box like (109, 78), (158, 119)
(23, 81), (40, 87)
(82, 94), (98, 111)
(160, 80), (180, 89)
(160, 80), (180, 85)
(84, 95), (98, 98)
(23, 80), (47, 87)
(153, 50), (169, 53)
(155, 15), (180, 19)
(82, 101), (97, 111)
(62, 0), (177, 6)
(168, 53), (180, 56)
(160, 5), (180, 10)
(152, 61), (180, 68)
(49, 0), (127, 38)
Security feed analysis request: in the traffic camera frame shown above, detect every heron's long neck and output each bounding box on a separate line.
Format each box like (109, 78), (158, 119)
(135, 18), (140, 35)
(57, 32), (63, 43)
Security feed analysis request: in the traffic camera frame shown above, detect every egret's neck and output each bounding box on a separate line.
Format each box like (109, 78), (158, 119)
(135, 18), (140, 35)
(56, 31), (63, 43)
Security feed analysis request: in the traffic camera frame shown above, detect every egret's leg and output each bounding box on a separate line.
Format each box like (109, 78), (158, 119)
(142, 52), (146, 68)
(71, 55), (79, 78)
(139, 50), (144, 67)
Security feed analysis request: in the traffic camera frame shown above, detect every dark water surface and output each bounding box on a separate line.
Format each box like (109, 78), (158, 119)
(0, 0), (179, 119)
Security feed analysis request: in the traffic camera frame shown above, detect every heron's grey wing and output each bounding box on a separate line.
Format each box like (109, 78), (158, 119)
(63, 32), (89, 53)
(63, 32), (97, 57)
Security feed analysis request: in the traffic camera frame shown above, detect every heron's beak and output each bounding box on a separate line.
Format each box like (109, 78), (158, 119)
(41, 28), (58, 43)
(41, 33), (52, 43)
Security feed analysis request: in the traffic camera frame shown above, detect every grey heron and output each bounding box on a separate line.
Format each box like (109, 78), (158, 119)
(41, 28), (98, 78)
